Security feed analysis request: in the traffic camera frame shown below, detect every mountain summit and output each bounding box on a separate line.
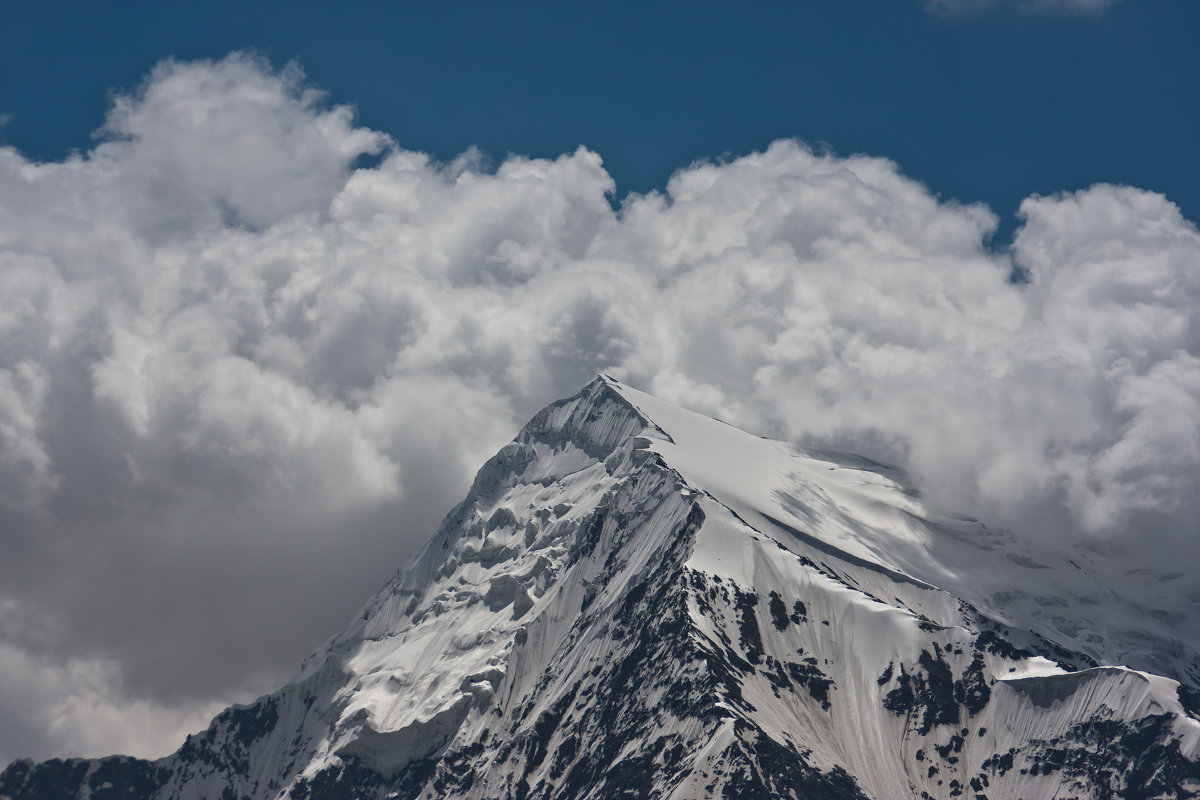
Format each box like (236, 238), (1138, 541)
(4, 376), (1199, 799)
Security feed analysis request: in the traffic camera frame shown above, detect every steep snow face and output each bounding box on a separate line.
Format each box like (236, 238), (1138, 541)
(3, 375), (1199, 800)
(608, 379), (1200, 690)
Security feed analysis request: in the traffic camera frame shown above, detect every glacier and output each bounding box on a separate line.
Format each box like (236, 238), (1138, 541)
(3, 375), (1199, 799)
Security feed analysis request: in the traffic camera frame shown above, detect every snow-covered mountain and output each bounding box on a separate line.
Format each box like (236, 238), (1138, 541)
(4, 375), (1199, 799)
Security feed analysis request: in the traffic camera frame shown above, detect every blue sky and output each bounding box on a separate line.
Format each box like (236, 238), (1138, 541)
(2, 1), (1197, 242)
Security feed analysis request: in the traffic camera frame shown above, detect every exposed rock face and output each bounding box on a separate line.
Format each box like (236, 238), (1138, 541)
(4, 376), (1199, 799)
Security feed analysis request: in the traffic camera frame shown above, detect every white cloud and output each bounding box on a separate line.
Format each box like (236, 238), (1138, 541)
(1, 53), (1196, 762)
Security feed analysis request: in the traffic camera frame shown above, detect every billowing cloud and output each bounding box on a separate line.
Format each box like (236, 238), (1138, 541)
(1, 52), (1196, 762)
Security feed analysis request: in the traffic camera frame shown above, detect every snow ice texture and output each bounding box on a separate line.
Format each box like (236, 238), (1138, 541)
(3, 376), (1199, 799)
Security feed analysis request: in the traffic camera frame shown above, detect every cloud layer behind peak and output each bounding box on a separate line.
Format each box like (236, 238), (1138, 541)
(0, 53), (1196, 762)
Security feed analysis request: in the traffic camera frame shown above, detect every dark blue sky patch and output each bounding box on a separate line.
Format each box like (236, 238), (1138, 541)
(2, 1), (1196, 244)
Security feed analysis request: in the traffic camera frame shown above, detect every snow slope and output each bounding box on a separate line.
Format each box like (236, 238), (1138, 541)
(612, 379), (1200, 690)
(3, 375), (1199, 799)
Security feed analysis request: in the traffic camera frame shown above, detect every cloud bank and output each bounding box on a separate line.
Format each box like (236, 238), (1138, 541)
(1, 52), (1197, 762)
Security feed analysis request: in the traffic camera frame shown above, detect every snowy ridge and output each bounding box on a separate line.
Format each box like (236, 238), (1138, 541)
(3, 375), (1199, 799)
(611, 379), (1200, 690)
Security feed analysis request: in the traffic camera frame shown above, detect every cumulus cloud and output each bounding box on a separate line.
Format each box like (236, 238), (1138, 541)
(1, 52), (1197, 762)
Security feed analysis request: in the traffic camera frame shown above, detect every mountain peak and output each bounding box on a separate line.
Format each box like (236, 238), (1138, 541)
(4, 378), (1199, 799)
